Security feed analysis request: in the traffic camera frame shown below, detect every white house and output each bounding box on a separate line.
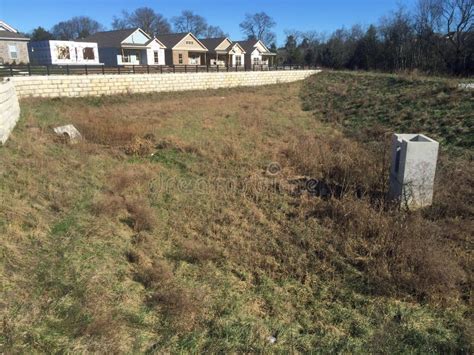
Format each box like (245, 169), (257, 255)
(80, 28), (166, 66)
(28, 40), (101, 65)
(235, 39), (276, 69)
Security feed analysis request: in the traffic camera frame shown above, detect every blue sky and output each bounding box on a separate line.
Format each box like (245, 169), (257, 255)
(1, 0), (417, 44)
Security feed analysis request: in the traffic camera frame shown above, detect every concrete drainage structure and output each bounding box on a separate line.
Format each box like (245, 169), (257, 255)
(0, 79), (20, 144)
(389, 133), (439, 209)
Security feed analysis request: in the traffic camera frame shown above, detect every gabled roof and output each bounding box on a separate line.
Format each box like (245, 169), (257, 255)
(199, 37), (228, 50)
(145, 37), (166, 48)
(0, 30), (29, 41)
(80, 28), (140, 47)
(227, 42), (246, 53)
(0, 20), (18, 33)
(236, 39), (273, 54)
(155, 32), (189, 48)
(156, 32), (207, 51)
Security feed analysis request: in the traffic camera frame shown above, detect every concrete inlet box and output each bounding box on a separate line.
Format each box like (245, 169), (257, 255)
(389, 134), (439, 208)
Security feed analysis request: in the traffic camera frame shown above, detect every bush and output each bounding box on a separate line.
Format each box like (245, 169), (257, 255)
(125, 199), (157, 232)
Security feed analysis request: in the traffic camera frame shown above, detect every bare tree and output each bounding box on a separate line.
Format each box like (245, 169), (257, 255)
(438, 0), (473, 73)
(239, 12), (277, 45)
(112, 7), (170, 36)
(205, 25), (227, 38)
(172, 10), (208, 37)
(416, 0), (473, 73)
(51, 16), (104, 40)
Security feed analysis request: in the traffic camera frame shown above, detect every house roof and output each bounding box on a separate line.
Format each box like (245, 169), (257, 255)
(199, 37), (228, 50)
(79, 28), (139, 47)
(145, 37), (166, 48)
(156, 32), (207, 51)
(227, 42), (246, 53)
(0, 20), (18, 33)
(235, 40), (257, 53)
(155, 32), (190, 48)
(236, 39), (274, 54)
(0, 30), (29, 41)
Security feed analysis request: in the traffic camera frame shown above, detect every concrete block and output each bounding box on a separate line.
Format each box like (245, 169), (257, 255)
(389, 133), (439, 208)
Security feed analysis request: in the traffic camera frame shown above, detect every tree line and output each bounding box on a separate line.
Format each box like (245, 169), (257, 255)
(25, 1), (472, 75)
(27, 8), (276, 47)
(281, 0), (473, 75)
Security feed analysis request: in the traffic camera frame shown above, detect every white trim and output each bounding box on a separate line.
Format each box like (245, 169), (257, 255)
(229, 42), (246, 54)
(0, 20), (18, 33)
(149, 37), (166, 49)
(120, 28), (151, 45)
(173, 32), (208, 51)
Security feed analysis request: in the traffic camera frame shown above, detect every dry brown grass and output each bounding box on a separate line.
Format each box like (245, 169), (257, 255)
(125, 198), (157, 232)
(2, 78), (471, 353)
(175, 239), (223, 264)
(282, 130), (469, 302)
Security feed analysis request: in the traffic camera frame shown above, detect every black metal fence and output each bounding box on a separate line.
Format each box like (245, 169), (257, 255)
(0, 64), (317, 77)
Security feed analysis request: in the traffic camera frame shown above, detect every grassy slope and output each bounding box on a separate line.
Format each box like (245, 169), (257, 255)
(301, 71), (474, 155)
(0, 75), (472, 352)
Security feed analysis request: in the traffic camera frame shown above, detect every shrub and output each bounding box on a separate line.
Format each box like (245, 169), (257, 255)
(124, 135), (155, 156)
(283, 133), (385, 196)
(125, 199), (157, 232)
(91, 193), (124, 216)
(176, 239), (223, 264)
(307, 196), (465, 301)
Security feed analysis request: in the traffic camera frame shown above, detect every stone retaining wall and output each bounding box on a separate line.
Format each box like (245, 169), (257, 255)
(11, 70), (320, 98)
(0, 79), (20, 144)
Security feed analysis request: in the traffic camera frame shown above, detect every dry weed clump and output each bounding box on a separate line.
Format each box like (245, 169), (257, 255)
(107, 167), (152, 195)
(75, 119), (136, 146)
(133, 258), (203, 332)
(125, 199), (157, 232)
(426, 156), (474, 220)
(284, 131), (467, 302)
(91, 193), (125, 216)
(156, 137), (203, 156)
(305, 192), (465, 302)
(124, 135), (156, 156)
(284, 133), (385, 195)
(91, 167), (157, 232)
(176, 239), (223, 264)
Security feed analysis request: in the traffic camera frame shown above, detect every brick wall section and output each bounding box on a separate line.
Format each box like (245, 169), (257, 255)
(11, 70), (321, 98)
(0, 79), (20, 144)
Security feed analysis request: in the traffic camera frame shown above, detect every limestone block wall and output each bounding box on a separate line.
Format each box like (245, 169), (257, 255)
(0, 79), (21, 144)
(11, 70), (320, 98)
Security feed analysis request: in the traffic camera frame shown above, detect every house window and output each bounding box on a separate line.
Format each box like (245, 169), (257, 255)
(56, 45), (71, 60)
(8, 44), (18, 59)
(83, 47), (95, 60)
(235, 55), (242, 66)
(253, 57), (260, 65)
(154, 50), (159, 64)
(186, 41), (194, 45)
(178, 53), (183, 64)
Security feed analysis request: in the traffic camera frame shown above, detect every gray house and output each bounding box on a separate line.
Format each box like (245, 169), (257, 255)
(0, 20), (29, 64)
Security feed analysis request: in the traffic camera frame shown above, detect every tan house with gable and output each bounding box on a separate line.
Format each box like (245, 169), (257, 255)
(156, 32), (208, 65)
(199, 37), (246, 67)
